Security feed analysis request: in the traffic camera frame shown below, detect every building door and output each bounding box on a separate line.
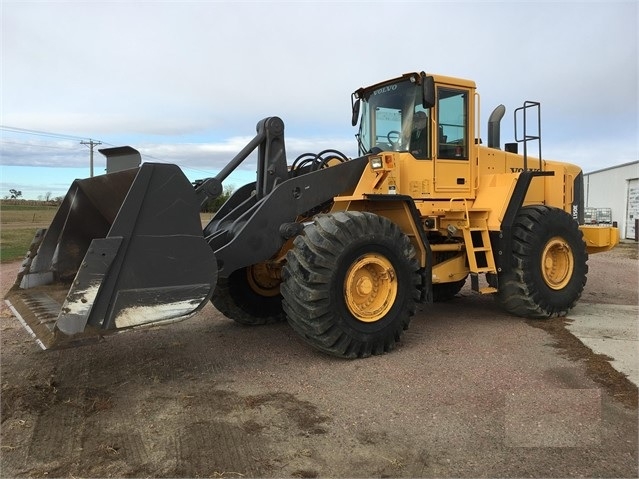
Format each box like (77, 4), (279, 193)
(625, 178), (639, 240)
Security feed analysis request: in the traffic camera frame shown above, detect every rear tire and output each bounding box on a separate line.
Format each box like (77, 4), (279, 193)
(281, 211), (421, 358)
(212, 265), (284, 325)
(497, 205), (587, 318)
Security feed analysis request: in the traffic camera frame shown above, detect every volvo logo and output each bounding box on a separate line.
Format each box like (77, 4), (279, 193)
(373, 85), (398, 95)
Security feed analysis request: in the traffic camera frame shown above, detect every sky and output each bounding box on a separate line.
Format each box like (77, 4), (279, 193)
(1, 0), (637, 200)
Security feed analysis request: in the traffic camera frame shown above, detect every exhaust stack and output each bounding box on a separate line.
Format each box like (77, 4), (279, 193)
(487, 104), (506, 149)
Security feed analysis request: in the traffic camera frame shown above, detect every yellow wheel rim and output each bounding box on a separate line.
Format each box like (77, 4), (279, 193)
(344, 253), (397, 323)
(246, 263), (280, 297)
(541, 237), (574, 290)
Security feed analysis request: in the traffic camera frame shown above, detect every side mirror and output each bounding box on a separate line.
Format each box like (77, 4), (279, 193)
(351, 98), (361, 127)
(422, 76), (435, 109)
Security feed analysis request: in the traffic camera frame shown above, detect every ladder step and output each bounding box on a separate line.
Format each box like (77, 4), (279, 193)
(479, 286), (498, 294)
(474, 267), (494, 273)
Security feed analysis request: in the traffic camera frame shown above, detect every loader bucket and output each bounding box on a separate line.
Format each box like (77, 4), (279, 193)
(4, 163), (217, 349)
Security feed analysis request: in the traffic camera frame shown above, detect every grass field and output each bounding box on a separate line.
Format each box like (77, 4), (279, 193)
(0, 203), (58, 263)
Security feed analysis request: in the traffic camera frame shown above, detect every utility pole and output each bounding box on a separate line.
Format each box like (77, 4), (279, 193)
(80, 139), (102, 177)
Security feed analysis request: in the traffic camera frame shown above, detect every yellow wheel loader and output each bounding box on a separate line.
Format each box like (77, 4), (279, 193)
(5, 72), (619, 357)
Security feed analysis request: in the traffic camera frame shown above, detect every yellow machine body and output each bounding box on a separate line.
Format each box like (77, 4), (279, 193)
(334, 73), (618, 289)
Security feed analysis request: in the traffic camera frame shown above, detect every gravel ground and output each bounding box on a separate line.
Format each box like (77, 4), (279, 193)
(0, 243), (637, 478)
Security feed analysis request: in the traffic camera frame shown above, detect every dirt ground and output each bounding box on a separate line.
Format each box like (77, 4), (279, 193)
(1, 243), (637, 478)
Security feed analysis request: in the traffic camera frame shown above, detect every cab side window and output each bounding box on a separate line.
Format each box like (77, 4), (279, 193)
(437, 88), (468, 159)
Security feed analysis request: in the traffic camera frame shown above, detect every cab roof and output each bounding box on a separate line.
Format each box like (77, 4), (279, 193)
(355, 72), (476, 98)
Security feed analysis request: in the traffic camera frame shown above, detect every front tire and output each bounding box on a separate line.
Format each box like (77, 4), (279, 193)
(281, 211), (421, 358)
(497, 205), (588, 318)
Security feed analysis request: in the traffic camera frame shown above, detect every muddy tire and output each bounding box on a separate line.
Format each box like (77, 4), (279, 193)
(497, 205), (587, 318)
(281, 211), (421, 358)
(212, 265), (284, 325)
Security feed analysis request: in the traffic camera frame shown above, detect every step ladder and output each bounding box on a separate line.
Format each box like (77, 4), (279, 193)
(461, 220), (498, 294)
(447, 198), (498, 294)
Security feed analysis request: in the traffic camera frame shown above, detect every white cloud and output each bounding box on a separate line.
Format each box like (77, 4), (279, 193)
(1, 0), (636, 193)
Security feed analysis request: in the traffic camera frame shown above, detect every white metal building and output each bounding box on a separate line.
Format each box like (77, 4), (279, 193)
(583, 160), (639, 241)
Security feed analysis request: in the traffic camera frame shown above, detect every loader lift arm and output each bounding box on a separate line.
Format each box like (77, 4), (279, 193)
(197, 117), (368, 278)
(194, 117), (289, 206)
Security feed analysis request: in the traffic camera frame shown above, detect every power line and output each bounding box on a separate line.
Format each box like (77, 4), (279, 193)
(1, 125), (221, 178)
(0, 125), (93, 142)
(0, 139), (82, 151)
(1, 125), (111, 176)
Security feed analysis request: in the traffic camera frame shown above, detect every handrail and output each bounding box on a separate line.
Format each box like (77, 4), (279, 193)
(514, 101), (542, 172)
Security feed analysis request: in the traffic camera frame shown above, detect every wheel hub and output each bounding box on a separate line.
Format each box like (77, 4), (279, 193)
(344, 254), (397, 323)
(356, 277), (373, 295)
(541, 237), (574, 290)
(246, 263), (281, 297)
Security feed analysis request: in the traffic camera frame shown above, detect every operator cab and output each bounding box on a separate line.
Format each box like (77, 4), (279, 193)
(352, 72), (471, 162)
(353, 73), (433, 158)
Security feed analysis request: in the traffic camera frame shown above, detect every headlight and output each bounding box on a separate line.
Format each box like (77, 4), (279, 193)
(370, 156), (383, 170)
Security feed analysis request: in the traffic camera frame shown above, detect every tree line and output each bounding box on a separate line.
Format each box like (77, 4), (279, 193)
(4, 189), (64, 204)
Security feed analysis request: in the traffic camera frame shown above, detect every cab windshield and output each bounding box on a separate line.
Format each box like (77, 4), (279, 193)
(357, 79), (430, 159)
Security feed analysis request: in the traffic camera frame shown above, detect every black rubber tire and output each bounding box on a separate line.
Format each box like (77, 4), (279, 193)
(211, 267), (284, 325)
(497, 205), (588, 318)
(432, 277), (467, 302)
(281, 211), (421, 358)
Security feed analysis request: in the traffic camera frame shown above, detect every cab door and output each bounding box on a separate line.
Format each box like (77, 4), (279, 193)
(433, 87), (472, 194)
